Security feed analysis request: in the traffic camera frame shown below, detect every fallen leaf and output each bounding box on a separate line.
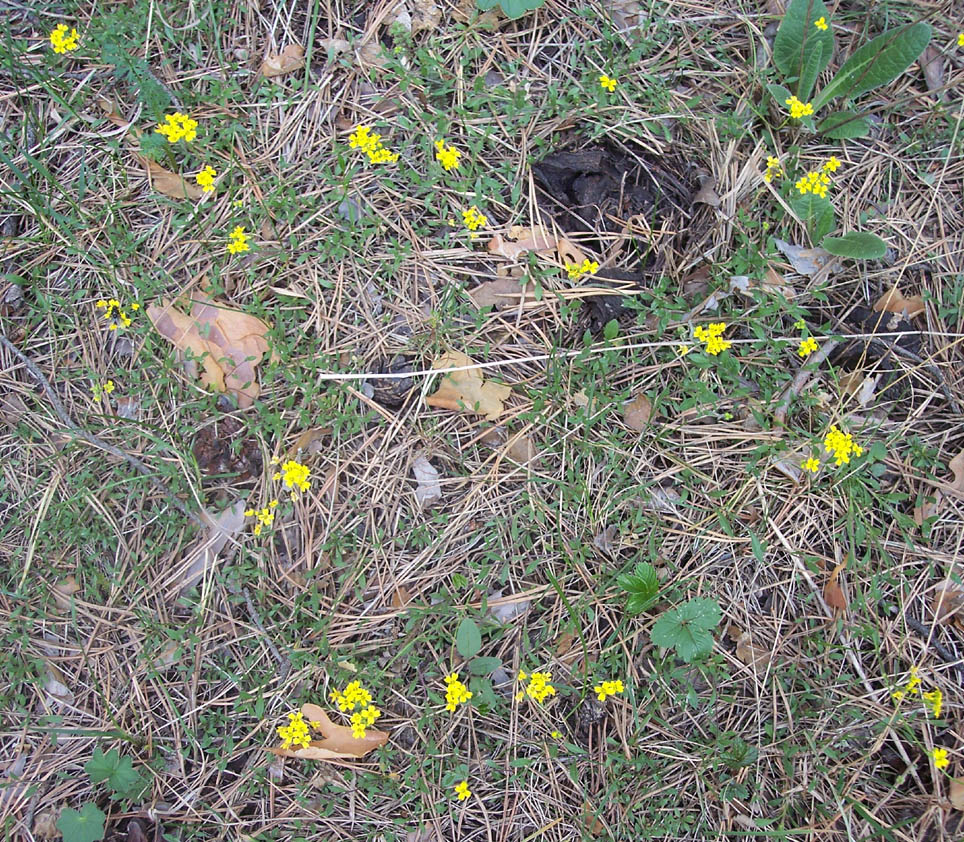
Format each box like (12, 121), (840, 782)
(261, 44), (305, 78)
(412, 454), (442, 509)
(487, 225), (555, 260)
(356, 39), (389, 69)
(913, 492), (943, 527)
(582, 801), (605, 836)
(175, 501), (246, 594)
(467, 278), (535, 310)
(43, 660), (74, 705)
(593, 525), (616, 557)
(950, 777), (964, 810)
(556, 237), (588, 268)
(920, 44), (943, 95)
(32, 808), (59, 839)
(138, 156), (204, 200)
(319, 37), (350, 55)
(391, 587), (412, 608)
(681, 266), (711, 298)
(605, 0), (645, 30)
(51, 576), (80, 611)
(267, 703), (389, 760)
(933, 582), (964, 624)
(425, 351), (512, 421)
(824, 561), (848, 611)
(728, 625), (773, 668)
(287, 427), (332, 460)
(873, 286), (925, 319)
(729, 267), (795, 299)
(0, 393), (27, 426)
(152, 641), (182, 669)
(488, 591), (531, 623)
(623, 393), (652, 431)
(774, 238), (837, 277)
(411, 0), (442, 33)
(771, 457), (804, 483)
(640, 486), (681, 514)
(147, 295), (273, 408)
(692, 175), (720, 208)
(505, 433), (538, 465)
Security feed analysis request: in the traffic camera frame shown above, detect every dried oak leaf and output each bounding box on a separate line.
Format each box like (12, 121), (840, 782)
(873, 285), (925, 319)
(267, 703), (389, 760)
(623, 393), (652, 431)
(139, 156), (204, 200)
(147, 295), (273, 408)
(932, 582), (964, 624)
(51, 576), (81, 611)
(824, 561), (848, 611)
(412, 0), (442, 33)
(468, 278), (535, 310)
(487, 225), (555, 261)
(948, 449), (964, 496)
(425, 351), (511, 420)
(950, 777), (964, 811)
(261, 44), (305, 78)
(727, 625), (774, 668)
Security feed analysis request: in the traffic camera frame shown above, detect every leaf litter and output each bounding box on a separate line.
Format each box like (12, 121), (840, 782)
(425, 351), (512, 420)
(266, 702), (389, 760)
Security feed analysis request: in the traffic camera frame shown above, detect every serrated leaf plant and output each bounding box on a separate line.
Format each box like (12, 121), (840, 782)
(617, 562), (659, 614)
(650, 597), (722, 663)
(85, 747), (145, 800)
(57, 803), (106, 842)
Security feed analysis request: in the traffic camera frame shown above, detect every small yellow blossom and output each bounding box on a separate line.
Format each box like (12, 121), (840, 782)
(348, 125), (399, 164)
(550, 730), (562, 739)
(196, 165), (216, 193)
(435, 139), (461, 171)
(784, 95), (814, 119)
(49, 24), (80, 54)
(599, 74), (618, 92)
(891, 689), (905, 702)
(155, 112), (198, 143)
(814, 16), (828, 31)
(96, 298), (133, 330)
(795, 169), (832, 199)
(763, 155), (784, 183)
(594, 679), (625, 702)
(454, 780), (471, 801)
(566, 258), (599, 280)
(822, 156), (841, 173)
(693, 322), (732, 356)
(798, 337), (819, 357)
(516, 670), (556, 703)
(906, 666), (921, 694)
(802, 457), (820, 474)
(462, 206), (488, 231)
(277, 711), (312, 750)
(349, 705), (381, 739)
(931, 747), (949, 770)
(273, 459), (311, 499)
(227, 225), (250, 255)
(678, 344), (692, 356)
(823, 425), (863, 467)
(923, 689), (943, 718)
(330, 680), (372, 712)
(244, 500), (278, 536)
(958, 33), (964, 47)
(91, 380), (115, 400)
(444, 673), (473, 712)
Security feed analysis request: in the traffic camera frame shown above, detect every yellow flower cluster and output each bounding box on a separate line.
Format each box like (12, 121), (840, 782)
(349, 125), (400, 164)
(923, 689), (943, 718)
(435, 139), (461, 171)
(196, 165), (217, 193)
(277, 711), (318, 750)
(49, 24), (80, 54)
(273, 458), (311, 499)
(823, 425), (863, 467)
(461, 206), (488, 231)
(784, 95), (814, 119)
(516, 670), (556, 703)
(91, 380), (115, 400)
(763, 155), (783, 184)
(599, 74), (618, 92)
(244, 499), (278, 536)
(802, 456), (820, 474)
(814, 16), (828, 31)
(795, 169), (832, 198)
(959, 33), (964, 47)
(454, 780), (471, 801)
(96, 298), (138, 331)
(444, 673), (473, 712)
(693, 322), (732, 356)
(566, 258), (599, 280)
(329, 680), (380, 738)
(155, 112), (198, 143)
(932, 747), (950, 770)
(593, 679), (624, 702)
(227, 225), (250, 255)
(892, 667), (942, 716)
(797, 337), (818, 357)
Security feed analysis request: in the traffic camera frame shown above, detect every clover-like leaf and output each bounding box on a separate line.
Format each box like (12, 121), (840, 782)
(85, 748), (143, 799)
(650, 597), (722, 663)
(618, 562), (659, 614)
(57, 803), (105, 842)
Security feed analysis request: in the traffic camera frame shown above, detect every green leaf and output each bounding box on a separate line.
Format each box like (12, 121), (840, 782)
(478, 0), (545, 18)
(85, 748), (143, 799)
(456, 618), (482, 658)
(817, 110), (870, 139)
(617, 563), (659, 614)
(468, 656), (502, 675)
(821, 231), (888, 259)
(773, 0), (833, 82)
(603, 318), (619, 341)
(790, 191), (835, 243)
(797, 40), (823, 102)
(814, 23), (931, 110)
(57, 804), (105, 842)
(650, 598), (722, 663)
(767, 82), (792, 112)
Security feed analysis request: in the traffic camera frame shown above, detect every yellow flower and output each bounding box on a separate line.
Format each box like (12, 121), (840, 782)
(823, 425), (863, 467)
(96, 297), (134, 330)
(454, 780), (471, 801)
(49, 24), (80, 54)
(763, 155), (784, 183)
(795, 170), (832, 198)
(891, 689), (905, 702)
(958, 33), (964, 47)
(196, 165), (217, 193)
(227, 225), (250, 255)
(435, 139), (461, 171)
(565, 259), (599, 280)
(802, 457), (820, 474)
(155, 112), (198, 143)
(784, 95), (814, 119)
(677, 344), (692, 356)
(516, 669), (556, 703)
(245, 500), (278, 536)
(797, 337), (819, 357)
(461, 206), (488, 231)
(277, 711), (312, 750)
(906, 666), (921, 694)
(348, 125), (398, 163)
(693, 322), (732, 356)
(923, 689), (943, 718)
(931, 747), (949, 770)
(594, 679), (625, 702)
(443, 673), (473, 712)
(822, 156), (841, 173)
(550, 730), (562, 739)
(814, 16), (828, 31)
(273, 459), (310, 497)
(349, 704), (381, 739)
(599, 74), (618, 92)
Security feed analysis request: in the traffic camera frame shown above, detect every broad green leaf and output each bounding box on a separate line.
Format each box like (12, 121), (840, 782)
(817, 110), (870, 139)
(477, 0), (546, 18)
(618, 562), (659, 614)
(767, 83), (793, 113)
(650, 598), (721, 663)
(57, 804), (105, 842)
(468, 656), (502, 675)
(821, 231), (888, 259)
(85, 748), (143, 798)
(773, 0), (833, 81)
(797, 40), (823, 102)
(790, 191), (835, 243)
(814, 23), (931, 109)
(456, 618), (482, 658)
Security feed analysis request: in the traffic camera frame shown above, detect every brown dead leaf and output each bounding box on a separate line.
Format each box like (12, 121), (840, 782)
(356, 39), (389, 69)
(43, 660), (74, 705)
(556, 237), (587, 268)
(412, 454), (442, 509)
(147, 295), (273, 408)
(266, 703), (388, 760)
(174, 501), (246, 594)
(425, 351), (511, 421)
(692, 175), (720, 208)
(729, 626), (773, 668)
(412, 0), (442, 33)
(261, 44), (305, 78)
(824, 561), (848, 611)
(582, 802), (605, 836)
(51, 576), (80, 611)
(873, 285), (925, 319)
(467, 278), (535, 310)
(729, 268), (795, 300)
(681, 265), (711, 298)
(32, 808), (60, 840)
(920, 44), (944, 95)
(555, 629), (576, 657)
(913, 491), (943, 527)
(505, 433), (539, 465)
(487, 225), (555, 260)
(0, 393), (27, 426)
(139, 156), (204, 200)
(391, 587), (412, 608)
(950, 777), (964, 810)
(949, 449), (964, 494)
(933, 582), (964, 623)
(623, 393), (652, 431)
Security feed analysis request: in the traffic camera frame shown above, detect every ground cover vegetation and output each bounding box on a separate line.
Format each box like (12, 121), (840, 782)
(1, 1), (964, 839)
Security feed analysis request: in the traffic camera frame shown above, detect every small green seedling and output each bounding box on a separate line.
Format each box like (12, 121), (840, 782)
(618, 562), (660, 614)
(57, 803), (106, 842)
(85, 747), (145, 800)
(650, 597), (722, 663)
